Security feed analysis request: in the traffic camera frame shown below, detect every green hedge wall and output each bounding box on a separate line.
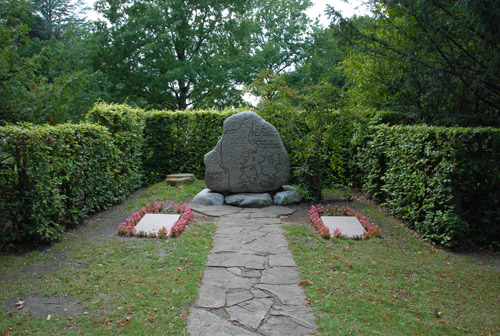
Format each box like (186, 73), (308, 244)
(142, 109), (235, 183)
(0, 123), (125, 244)
(354, 125), (500, 247)
(86, 103), (145, 193)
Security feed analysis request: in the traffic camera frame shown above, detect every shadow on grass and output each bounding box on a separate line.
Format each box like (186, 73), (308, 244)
(0, 180), (215, 336)
(285, 200), (500, 335)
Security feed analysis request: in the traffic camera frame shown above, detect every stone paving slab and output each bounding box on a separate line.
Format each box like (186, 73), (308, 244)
(187, 205), (317, 335)
(190, 204), (243, 217)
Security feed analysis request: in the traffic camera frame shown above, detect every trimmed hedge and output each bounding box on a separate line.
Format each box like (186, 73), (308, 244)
(0, 123), (126, 244)
(3, 102), (497, 248)
(86, 103), (145, 193)
(354, 125), (500, 247)
(142, 109), (235, 183)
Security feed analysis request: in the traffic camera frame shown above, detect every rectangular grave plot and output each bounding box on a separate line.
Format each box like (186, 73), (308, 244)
(135, 214), (180, 237)
(321, 216), (366, 239)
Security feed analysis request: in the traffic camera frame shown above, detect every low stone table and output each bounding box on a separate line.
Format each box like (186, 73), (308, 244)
(165, 173), (194, 186)
(322, 216), (366, 238)
(134, 214), (180, 236)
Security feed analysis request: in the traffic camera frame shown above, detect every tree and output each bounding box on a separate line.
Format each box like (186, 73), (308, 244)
(286, 25), (345, 92)
(30, 0), (88, 39)
(1, 0), (105, 124)
(1, 0), (35, 123)
(331, 0), (500, 126)
(93, 0), (313, 110)
(247, 70), (352, 202)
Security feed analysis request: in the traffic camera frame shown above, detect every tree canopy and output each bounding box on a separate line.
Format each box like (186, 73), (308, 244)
(2, 0), (500, 126)
(331, 0), (500, 126)
(1, 0), (105, 124)
(93, 0), (313, 110)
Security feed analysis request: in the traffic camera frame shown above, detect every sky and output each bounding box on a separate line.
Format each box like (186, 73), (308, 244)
(84, 0), (370, 24)
(307, 0), (370, 26)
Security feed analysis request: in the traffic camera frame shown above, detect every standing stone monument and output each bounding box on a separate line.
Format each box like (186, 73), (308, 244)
(204, 111), (290, 194)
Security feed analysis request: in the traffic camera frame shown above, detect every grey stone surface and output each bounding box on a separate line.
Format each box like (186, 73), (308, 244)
(196, 284), (226, 308)
(322, 215), (366, 238)
(269, 255), (297, 267)
(187, 309), (257, 336)
(204, 111), (290, 193)
(207, 253), (267, 270)
(273, 185), (300, 205)
(260, 267), (300, 285)
(134, 213), (179, 236)
(256, 284), (308, 305)
(190, 204), (242, 217)
(226, 298), (273, 330)
(240, 205), (295, 218)
(257, 315), (313, 336)
(270, 304), (317, 329)
(192, 188), (225, 206)
(187, 204), (317, 336)
(226, 290), (254, 306)
(225, 193), (273, 208)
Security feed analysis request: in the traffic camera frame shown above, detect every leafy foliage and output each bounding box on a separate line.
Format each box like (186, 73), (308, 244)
(0, 123), (127, 244)
(0, 0), (106, 124)
(86, 102), (145, 193)
(93, 0), (313, 110)
(354, 125), (500, 246)
(286, 25), (346, 91)
(332, 1), (500, 126)
(142, 109), (236, 183)
(30, 0), (88, 40)
(247, 71), (356, 201)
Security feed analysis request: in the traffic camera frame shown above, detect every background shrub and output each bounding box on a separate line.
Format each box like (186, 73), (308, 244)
(86, 102), (145, 193)
(261, 107), (357, 201)
(0, 123), (124, 244)
(142, 109), (235, 183)
(354, 125), (500, 247)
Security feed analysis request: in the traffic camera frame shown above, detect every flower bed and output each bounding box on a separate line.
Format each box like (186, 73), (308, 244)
(308, 204), (381, 239)
(118, 201), (194, 238)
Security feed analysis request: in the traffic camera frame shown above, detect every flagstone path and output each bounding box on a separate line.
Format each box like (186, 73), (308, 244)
(187, 204), (317, 336)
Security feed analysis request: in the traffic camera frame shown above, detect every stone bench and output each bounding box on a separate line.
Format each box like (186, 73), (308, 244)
(165, 173), (195, 186)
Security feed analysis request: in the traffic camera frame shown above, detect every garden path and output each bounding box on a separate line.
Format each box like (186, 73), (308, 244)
(187, 204), (317, 336)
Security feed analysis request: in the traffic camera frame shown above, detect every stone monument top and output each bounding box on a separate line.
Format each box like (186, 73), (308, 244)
(204, 111), (290, 194)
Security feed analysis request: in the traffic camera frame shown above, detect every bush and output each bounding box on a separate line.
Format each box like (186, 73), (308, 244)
(142, 109), (235, 183)
(0, 123), (125, 244)
(86, 102), (145, 193)
(256, 82), (358, 201)
(354, 125), (500, 247)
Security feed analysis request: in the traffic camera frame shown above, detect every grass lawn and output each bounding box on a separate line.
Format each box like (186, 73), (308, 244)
(0, 180), (215, 336)
(285, 203), (500, 335)
(1, 181), (499, 335)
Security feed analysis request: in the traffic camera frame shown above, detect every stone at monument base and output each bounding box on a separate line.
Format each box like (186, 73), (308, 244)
(225, 193), (273, 208)
(191, 188), (225, 206)
(273, 185), (300, 205)
(321, 216), (365, 239)
(135, 214), (180, 236)
(191, 186), (300, 208)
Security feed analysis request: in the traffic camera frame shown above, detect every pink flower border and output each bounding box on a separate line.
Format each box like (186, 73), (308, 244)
(308, 204), (381, 239)
(118, 201), (194, 238)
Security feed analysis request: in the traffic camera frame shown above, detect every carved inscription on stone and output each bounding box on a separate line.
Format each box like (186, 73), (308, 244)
(204, 111), (290, 193)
